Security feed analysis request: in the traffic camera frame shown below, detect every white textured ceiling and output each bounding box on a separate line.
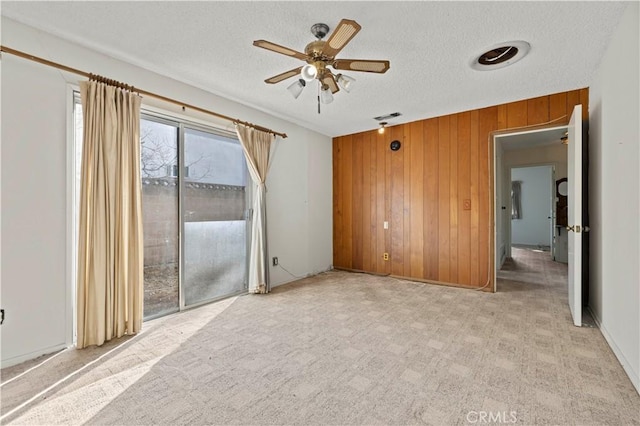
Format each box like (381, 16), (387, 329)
(1, 1), (628, 137)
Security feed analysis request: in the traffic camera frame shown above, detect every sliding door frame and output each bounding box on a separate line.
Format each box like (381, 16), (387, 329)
(141, 109), (251, 314)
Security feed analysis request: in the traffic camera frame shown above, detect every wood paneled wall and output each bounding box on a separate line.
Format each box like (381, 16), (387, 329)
(333, 88), (588, 290)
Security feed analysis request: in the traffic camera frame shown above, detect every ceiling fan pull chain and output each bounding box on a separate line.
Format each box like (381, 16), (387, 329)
(317, 81), (321, 114)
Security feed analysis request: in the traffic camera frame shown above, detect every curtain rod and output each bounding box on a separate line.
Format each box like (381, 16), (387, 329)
(0, 45), (288, 139)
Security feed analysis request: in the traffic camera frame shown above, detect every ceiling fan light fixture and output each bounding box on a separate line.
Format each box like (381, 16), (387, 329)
(336, 73), (356, 92)
(320, 84), (334, 104)
(254, 18), (390, 111)
(301, 64), (318, 81)
(287, 79), (306, 99)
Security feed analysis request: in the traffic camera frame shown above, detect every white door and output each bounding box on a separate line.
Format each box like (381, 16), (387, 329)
(567, 105), (582, 327)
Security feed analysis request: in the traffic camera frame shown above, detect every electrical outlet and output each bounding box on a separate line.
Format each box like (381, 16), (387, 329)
(272, 257), (278, 266)
(383, 253), (389, 261)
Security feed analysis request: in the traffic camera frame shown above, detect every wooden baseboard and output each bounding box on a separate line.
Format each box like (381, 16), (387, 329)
(332, 267), (493, 292)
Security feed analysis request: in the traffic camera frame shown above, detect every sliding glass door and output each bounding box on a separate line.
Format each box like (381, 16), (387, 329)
(141, 117), (180, 319)
(75, 98), (249, 321)
(182, 127), (248, 307)
(140, 114), (248, 318)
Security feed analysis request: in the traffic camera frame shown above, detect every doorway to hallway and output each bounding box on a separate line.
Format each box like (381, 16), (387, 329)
(493, 104), (587, 327)
(510, 165), (555, 259)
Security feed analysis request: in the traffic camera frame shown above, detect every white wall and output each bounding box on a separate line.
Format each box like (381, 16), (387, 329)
(1, 35), (71, 366)
(511, 166), (553, 247)
(0, 18), (333, 366)
(588, 2), (640, 394)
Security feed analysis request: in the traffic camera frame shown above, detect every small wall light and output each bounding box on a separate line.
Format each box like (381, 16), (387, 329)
(378, 121), (387, 134)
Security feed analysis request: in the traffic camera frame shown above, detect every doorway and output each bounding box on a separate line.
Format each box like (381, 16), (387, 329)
(493, 105), (587, 328)
(493, 125), (568, 289)
(509, 165), (555, 256)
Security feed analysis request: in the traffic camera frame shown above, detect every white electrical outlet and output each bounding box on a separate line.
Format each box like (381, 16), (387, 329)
(383, 221), (389, 229)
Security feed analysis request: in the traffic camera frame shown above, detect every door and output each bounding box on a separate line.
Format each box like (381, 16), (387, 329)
(567, 105), (582, 327)
(140, 116), (180, 319)
(182, 126), (248, 307)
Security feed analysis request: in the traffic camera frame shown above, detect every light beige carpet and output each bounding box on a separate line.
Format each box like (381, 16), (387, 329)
(2, 248), (639, 425)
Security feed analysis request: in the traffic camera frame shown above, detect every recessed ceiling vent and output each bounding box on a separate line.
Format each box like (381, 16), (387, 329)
(374, 112), (402, 121)
(471, 41), (530, 71)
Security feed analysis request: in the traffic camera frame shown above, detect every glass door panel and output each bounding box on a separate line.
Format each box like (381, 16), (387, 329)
(183, 127), (248, 306)
(140, 117), (180, 319)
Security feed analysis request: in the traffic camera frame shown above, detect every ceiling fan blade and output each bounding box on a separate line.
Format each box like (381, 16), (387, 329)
(264, 67), (303, 84)
(253, 40), (308, 60)
(332, 59), (390, 73)
(321, 73), (340, 94)
(322, 19), (362, 58)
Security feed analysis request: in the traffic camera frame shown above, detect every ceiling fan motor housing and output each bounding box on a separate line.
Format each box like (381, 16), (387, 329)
(305, 40), (329, 60)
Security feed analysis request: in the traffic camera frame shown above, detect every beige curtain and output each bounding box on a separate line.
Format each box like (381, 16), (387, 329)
(77, 81), (143, 348)
(235, 124), (276, 293)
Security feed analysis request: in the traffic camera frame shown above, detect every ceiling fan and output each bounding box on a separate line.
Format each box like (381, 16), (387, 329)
(253, 19), (390, 113)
